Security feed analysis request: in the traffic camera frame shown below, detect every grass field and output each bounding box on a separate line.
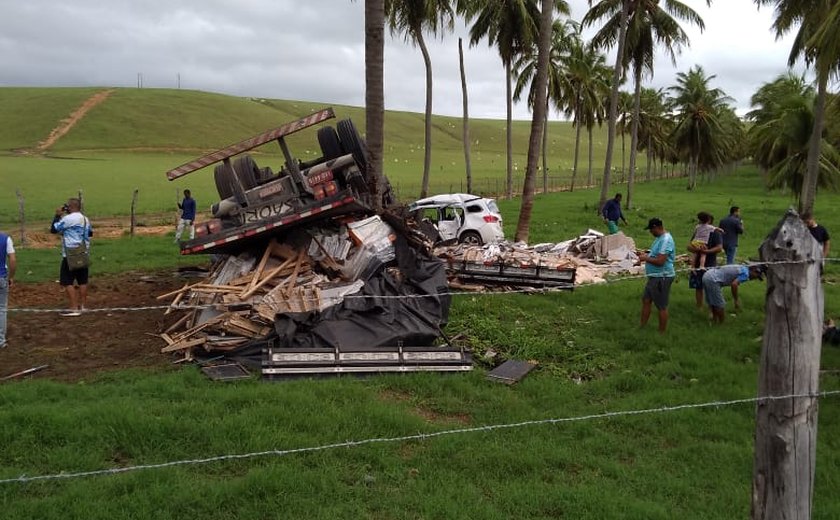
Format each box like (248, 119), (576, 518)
(1, 155), (839, 518)
(0, 87), (630, 222)
(0, 89), (840, 520)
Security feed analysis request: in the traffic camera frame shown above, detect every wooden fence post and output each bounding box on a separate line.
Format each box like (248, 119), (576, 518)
(130, 189), (139, 237)
(77, 189), (84, 211)
(752, 209), (823, 519)
(14, 188), (25, 247)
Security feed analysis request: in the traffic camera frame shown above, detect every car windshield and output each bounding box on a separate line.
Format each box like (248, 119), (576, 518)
(487, 200), (500, 214)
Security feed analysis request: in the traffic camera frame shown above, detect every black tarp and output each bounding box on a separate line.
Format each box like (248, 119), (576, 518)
(270, 234), (451, 349)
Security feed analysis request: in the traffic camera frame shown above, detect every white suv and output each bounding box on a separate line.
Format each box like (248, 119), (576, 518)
(408, 193), (504, 245)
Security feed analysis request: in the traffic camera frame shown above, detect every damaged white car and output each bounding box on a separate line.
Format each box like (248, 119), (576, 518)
(408, 193), (505, 245)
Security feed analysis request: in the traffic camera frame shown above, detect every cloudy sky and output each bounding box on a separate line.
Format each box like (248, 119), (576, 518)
(1, 0), (804, 120)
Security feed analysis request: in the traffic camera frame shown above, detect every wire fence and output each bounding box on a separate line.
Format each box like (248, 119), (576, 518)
(1, 390), (836, 486)
(6, 257), (837, 314)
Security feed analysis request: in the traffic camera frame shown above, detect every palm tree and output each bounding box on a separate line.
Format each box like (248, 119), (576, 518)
(385, 0), (455, 199)
(513, 19), (577, 193)
(458, 37), (473, 193)
(669, 65), (733, 190)
(583, 0), (630, 211)
(586, 0), (707, 210)
(754, 0), (840, 214)
(463, 0), (569, 199)
(556, 35), (610, 191)
(515, 0), (554, 242)
(616, 90), (633, 183)
(364, 0), (386, 211)
(747, 73), (839, 203)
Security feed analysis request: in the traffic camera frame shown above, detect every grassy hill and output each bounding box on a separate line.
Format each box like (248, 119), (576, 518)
(0, 87), (629, 221)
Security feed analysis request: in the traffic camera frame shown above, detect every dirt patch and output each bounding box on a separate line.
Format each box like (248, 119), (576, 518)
(379, 389), (471, 425)
(1, 271), (190, 382)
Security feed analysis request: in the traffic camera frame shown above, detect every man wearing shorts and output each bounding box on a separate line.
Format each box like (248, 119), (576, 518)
(702, 264), (766, 323)
(639, 218), (676, 333)
(50, 198), (93, 317)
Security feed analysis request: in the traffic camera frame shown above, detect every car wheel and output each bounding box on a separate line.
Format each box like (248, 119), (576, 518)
(214, 163), (236, 200)
(336, 119), (370, 173)
(317, 126), (343, 161)
(459, 231), (483, 246)
(233, 155), (260, 190)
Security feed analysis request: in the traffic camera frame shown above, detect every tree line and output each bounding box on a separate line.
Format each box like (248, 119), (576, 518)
(361, 0), (840, 243)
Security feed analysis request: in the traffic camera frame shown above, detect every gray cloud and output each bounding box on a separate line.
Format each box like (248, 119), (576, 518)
(0, 0), (809, 120)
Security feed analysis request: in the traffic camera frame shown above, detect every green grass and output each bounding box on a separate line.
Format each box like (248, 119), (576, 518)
(1, 88), (839, 518)
(0, 87), (626, 221)
(1, 166), (839, 518)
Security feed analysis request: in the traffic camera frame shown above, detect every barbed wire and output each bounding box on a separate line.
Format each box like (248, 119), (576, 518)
(0, 390), (836, 486)
(7, 257), (839, 313)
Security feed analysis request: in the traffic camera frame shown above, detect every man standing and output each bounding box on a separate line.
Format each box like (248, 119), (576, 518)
(639, 218), (676, 333)
(50, 198), (92, 317)
(0, 231), (16, 348)
(687, 217), (724, 308)
(803, 212), (830, 259)
(601, 193), (627, 235)
(719, 206), (744, 264)
(175, 189), (196, 242)
(702, 264), (766, 323)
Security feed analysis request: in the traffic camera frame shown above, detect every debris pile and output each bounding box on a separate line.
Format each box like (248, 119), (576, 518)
(158, 215), (471, 375)
(433, 230), (646, 287)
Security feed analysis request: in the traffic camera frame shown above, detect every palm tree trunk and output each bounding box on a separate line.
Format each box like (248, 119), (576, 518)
(621, 128), (626, 182)
(459, 38), (472, 194)
(587, 125), (594, 187)
(542, 94), (549, 193)
(417, 31), (433, 199)
(571, 113), (582, 192)
(598, 0), (630, 211)
(515, 0), (552, 243)
(801, 71), (827, 215)
(505, 61), (514, 199)
(626, 65), (642, 210)
(364, 0), (385, 211)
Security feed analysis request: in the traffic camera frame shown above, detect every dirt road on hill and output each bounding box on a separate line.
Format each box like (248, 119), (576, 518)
(36, 89), (115, 152)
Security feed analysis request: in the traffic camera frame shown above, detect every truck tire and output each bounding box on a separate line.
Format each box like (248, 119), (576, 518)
(214, 164), (236, 200)
(233, 155), (260, 190)
(317, 126), (343, 161)
(336, 119), (370, 173)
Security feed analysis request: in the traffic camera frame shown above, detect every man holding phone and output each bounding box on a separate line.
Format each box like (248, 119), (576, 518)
(50, 198), (93, 316)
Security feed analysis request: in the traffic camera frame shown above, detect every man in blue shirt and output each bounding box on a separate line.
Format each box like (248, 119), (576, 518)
(175, 189), (197, 242)
(639, 217), (675, 333)
(601, 193), (627, 234)
(702, 264), (765, 323)
(0, 232), (17, 348)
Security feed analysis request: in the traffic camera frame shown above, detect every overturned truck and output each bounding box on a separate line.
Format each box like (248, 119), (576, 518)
(161, 108), (471, 376)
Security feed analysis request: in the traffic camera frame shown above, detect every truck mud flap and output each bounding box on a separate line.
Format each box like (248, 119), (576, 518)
(262, 345), (472, 377)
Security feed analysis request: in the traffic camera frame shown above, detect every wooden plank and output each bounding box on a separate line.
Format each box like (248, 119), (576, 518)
(171, 314), (225, 342)
(156, 282), (197, 301)
(165, 290), (186, 315)
(161, 337), (206, 353)
(283, 250), (306, 298)
(164, 311), (192, 334)
(239, 256), (296, 300)
(247, 242), (274, 293)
